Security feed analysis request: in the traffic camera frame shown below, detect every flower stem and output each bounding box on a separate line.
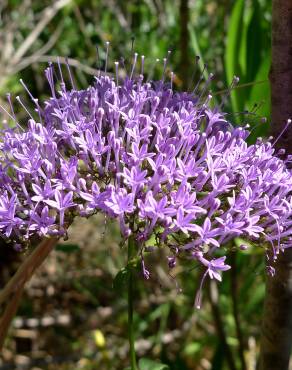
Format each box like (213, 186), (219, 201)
(128, 235), (138, 370)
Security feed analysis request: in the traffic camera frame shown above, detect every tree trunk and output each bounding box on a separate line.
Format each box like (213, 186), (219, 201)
(259, 2), (292, 369)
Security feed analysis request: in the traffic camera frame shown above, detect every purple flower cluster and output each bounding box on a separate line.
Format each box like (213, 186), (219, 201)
(1, 60), (292, 304)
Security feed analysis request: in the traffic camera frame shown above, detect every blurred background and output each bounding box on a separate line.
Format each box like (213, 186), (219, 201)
(0, 0), (273, 369)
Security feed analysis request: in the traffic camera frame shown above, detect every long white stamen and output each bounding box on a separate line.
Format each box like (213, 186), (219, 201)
(147, 58), (160, 82)
(16, 96), (34, 120)
(115, 61), (119, 86)
(130, 52), (138, 80)
(170, 71), (174, 90)
(104, 41), (110, 73)
(193, 63), (208, 94)
(6, 93), (17, 121)
(161, 50), (172, 83)
(0, 102), (23, 131)
(141, 55), (145, 76)
(57, 56), (64, 85)
(272, 119), (291, 147)
(65, 58), (75, 89)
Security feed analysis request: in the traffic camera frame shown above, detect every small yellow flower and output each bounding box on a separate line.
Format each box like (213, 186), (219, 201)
(93, 329), (106, 348)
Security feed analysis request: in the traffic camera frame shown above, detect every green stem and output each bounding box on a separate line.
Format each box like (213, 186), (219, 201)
(128, 236), (138, 370)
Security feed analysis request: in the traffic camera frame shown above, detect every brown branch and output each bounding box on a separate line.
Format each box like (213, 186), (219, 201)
(10, 0), (72, 66)
(14, 55), (101, 77)
(0, 237), (58, 350)
(105, 0), (130, 31)
(0, 237), (58, 306)
(5, 24), (63, 77)
(73, 5), (95, 50)
(0, 283), (25, 349)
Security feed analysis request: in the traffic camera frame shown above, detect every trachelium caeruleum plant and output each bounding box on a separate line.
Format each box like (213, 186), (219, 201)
(0, 46), (292, 369)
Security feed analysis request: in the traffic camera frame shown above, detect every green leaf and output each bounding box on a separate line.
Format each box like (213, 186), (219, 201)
(112, 267), (129, 292)
(234, 237), (253, 249)
(225, 0), (245, 114)
(246, 0), (262, 84)
(139, 358), (169, 370)
(188, 25), (209, 81)
(183, 342), (201, 356)
(245, 283), (265, 315)
(55, 243), (80, 253)
(246, 52), (271, 142)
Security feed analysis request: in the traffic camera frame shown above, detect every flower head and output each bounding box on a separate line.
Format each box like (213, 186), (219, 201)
(1, 51), (292, 307)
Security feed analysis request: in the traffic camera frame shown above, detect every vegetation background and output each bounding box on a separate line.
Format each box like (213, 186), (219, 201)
(0, 0), (275, 369)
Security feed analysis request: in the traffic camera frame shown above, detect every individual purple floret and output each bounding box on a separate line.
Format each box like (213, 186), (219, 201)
(0, 52), (291, 308)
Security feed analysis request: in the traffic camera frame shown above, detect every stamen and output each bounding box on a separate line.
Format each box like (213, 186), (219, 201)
(0, 101), (23, 131)
(101, 213), (108, 241)
(16, 96), (34, 120)
(57, 56), (64, 85)
(2, 119), (8, 130)
(203, 93), (213, 107)
(194, 270), (208, 309)
(277, 148), (286, 156)
(104, 41), (110, 74)
(272, 119), (291, 147)
(115, 61), (119, 86)
(19, 79), (43, 123)
(170, 71), (174, 90)
(141, 55), (145, 76)
(65, 58), (76, 89)
(6, 93), (17, 121)
(45, 64), (56, 98)
(188, 56), (201, 91)
(130, 52), (138, 80)
(250, 101), (265, 114)
(161, 50), (172, 83)
(19, 79), (35, 102)
(248, 116), (269, 136)
(33, 98), (43, 124)
(119, 56), (126, 71)
(219, 76), (239, 109)
(147, 58), (160, 82)
(193, 63), (208, 95)
(96, 45), (101, 76)
(197, 73), (214, 103)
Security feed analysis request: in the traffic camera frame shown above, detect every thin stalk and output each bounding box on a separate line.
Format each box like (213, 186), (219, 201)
(128, 236), (138, 370)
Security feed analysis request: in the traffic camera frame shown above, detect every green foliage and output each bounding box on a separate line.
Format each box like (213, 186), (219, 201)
(113, 266), (130, 292)
(225, 0), (271, 137)
(138, 358), (169, 370)
(55, 243), (81, 253)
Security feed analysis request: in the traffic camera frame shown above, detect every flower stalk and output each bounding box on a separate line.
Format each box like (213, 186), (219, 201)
(128, 235), (138, 370)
